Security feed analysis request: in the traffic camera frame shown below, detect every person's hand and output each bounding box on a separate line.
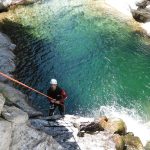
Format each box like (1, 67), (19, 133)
(51, 99), (56, 103)
(55, 101), (60, 104)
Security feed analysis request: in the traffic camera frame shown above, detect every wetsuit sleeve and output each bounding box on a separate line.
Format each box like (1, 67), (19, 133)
(59, 89), (68, 103)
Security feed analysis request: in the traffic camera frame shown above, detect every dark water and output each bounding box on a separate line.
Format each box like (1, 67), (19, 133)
(2, 0), (150, 117)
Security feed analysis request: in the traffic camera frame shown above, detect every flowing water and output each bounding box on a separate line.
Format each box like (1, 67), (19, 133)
(1, 0), (150, 144)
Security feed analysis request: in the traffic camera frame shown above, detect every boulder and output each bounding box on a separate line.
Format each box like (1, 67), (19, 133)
(2, 105), (28, 124)
(0, 93), (5, 114)
(136, 0), (150, 9)
(145, 141), (150, 150)
(0, 0), (12, 11)
(131, 9), (150, 23)
(113, 134), (125, 150)
(99, 116), (108, 128)
(10, 123), (62, 150)
(99, 117), (127, 135)
(123, 134), (144, 150)
(131, 0), (150, 23)
(0, 82), (43, 117)
(0, 118), (12, 150)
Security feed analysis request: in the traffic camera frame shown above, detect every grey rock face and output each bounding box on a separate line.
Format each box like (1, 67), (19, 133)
(2, 105), (29, 124)
(0, 32), (16, 82)
(0, 93), (5, 114)
(0, 118), (12, 150)
(10, 123), (62, 150)
(0, 82), (43, 117)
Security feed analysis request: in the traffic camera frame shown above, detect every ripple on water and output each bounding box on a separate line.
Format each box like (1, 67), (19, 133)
(1, 0), (150, 120)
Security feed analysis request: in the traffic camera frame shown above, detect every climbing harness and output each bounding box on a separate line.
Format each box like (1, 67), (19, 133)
(0, 71), (63, 106)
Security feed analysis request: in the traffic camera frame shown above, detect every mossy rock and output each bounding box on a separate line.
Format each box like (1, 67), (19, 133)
(113, 134), (125, 150)
(99, 117), (127, 135)
(123, 134), (144, 150)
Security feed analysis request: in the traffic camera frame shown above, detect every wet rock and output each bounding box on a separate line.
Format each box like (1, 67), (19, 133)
(113, 134), (125, 150)
(0, 118), (12, 150)
(0, 93), (5, 114)
(145, 141), (150, 150)
(99, 117), (127, 135)
(2, 105), (28, 124)
(123, 134), (144, 150)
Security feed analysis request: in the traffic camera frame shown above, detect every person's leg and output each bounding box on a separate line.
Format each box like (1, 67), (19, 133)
(58, 104), (65, 116)
(49, 104), (57, 116)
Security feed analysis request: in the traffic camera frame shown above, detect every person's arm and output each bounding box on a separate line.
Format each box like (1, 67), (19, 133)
(56, 89), (67, 104)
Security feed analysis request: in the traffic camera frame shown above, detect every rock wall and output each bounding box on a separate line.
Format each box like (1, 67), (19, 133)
(0, 32), (62, 150)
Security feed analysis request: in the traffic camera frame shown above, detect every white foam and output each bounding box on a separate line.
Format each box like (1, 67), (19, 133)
(98, 105), (150, 146)
(105, 0), (138, 17)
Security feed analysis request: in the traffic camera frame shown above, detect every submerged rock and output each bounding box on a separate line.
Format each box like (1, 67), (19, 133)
(2, 105), (28, 124)
(0, 93), (5, 114)
(0, 118), (12, 150)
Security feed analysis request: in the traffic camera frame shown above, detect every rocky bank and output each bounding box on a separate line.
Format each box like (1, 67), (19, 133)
(105, 0), (150, 36)
(0, 0), (150, 150)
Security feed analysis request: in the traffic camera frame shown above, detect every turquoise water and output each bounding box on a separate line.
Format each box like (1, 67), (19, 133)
(3, 0), (150, 117)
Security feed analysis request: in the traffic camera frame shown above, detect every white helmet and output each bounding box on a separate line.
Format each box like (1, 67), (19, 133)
(50, 79), (57, 85)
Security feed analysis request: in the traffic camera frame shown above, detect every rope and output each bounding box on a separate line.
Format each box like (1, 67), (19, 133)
(0, 71), (63, 105)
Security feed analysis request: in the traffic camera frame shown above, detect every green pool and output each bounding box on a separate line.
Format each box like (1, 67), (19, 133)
(2, 0), (150, 119)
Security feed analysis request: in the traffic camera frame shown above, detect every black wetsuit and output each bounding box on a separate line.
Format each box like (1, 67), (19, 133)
(47, 86), (67, 116)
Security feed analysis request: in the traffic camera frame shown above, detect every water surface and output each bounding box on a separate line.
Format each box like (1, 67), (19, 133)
(2, 0), (150, 119)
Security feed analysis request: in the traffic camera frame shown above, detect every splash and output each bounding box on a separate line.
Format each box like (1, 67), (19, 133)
(98, 104), (150, 145)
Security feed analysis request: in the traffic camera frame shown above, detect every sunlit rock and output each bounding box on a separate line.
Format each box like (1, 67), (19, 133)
(0, 93), (5, 114)
(113, 134), (125, 150)
(124, 133), (144, 150)
(2, 105), (29, 124)
(99, 117), (127, 135)
(0, 118), (12, 150)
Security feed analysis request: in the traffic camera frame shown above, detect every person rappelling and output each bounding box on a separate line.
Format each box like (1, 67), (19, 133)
(47, 79), (67, 116)
(0, 72), (68, 117)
